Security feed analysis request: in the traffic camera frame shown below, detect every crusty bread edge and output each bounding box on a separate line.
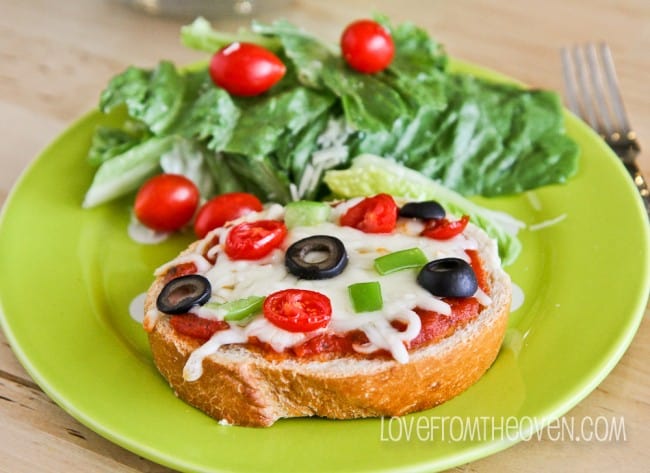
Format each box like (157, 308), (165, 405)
(144, 224), (512, 427)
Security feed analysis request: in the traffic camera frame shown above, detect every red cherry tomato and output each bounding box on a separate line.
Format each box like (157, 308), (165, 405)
(209, 42), (286, 97)
(339, 194), (398, 233)
(340, 19), (395, 73)
(194, 192), (263, 238)
(421, 215), (470, 240)
(225, 220), (287, 260)
(263, 289), (332, 333)
(134, 174), (200, 232)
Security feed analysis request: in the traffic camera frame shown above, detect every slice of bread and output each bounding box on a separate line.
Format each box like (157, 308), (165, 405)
(144, 223), (511, 427)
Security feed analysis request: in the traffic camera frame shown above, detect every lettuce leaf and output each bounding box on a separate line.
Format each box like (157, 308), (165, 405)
(82, 136), (175, 208)
(100, 61), (185, 135)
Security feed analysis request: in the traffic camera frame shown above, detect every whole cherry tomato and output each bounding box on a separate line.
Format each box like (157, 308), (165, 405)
(194, 192), (263, 238)
(225, 220), (287, 260)
(263, 289), (332, 333)
(209, 42), (286, 96)
(340, 19), (395, 73)
(339, 193), (398, 233)
(134, 174), (199, 232)
(421, 215), (470, 240)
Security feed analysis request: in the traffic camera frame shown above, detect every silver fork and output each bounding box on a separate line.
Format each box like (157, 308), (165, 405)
(561, 43), (650, 217)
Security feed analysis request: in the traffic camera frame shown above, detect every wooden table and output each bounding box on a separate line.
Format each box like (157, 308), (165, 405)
(1, 0), (648, 471)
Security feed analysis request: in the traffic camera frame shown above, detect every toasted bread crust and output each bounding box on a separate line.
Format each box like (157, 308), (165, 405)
(145, 225), (511, 427)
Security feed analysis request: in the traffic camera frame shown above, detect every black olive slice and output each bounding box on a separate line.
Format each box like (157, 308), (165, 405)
(399, 201), (446, 220)
(156, 274), (212, 314)
(285, 235), (348, 280)
(417, 258), (478, 298)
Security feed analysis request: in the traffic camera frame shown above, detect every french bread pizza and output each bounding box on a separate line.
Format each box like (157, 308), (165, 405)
(143, 194), (511, 427)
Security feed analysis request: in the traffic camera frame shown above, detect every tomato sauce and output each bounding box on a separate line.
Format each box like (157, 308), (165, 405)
(163, 262), (198, 283)
(170, 315), (229, 341)
(167, 250), (488, 360)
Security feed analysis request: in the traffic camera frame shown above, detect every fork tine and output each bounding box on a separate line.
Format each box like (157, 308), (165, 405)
(599, 43), (633, 138)
(585, 43), (614, 137)
(570, 46), (600, 131)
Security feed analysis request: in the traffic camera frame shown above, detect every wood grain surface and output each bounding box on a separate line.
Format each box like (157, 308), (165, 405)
(1, 0), (648, 472)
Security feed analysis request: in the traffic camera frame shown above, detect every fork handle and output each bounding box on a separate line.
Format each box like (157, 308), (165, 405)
(623, 161), (650, 218)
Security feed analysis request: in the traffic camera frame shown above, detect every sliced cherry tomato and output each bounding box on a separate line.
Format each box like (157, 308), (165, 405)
(466, 249), (489, 294)
(194, 192), (263, 238)
(340, 19), (395, 73)
(225, 220), (287, 260)
(339, 194), (398, 233)
(421, 215), (470, 240)
(263, 289), (332, 333)
(209, 42), (286, 97)
(134, 174), (200, 232)
(170, 314), (229, 341)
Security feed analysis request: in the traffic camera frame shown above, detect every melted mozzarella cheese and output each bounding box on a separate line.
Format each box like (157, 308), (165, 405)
(155, 205), (491, 380)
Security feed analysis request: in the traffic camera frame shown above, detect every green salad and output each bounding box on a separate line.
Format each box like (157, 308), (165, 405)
(82, 16), (579, 266)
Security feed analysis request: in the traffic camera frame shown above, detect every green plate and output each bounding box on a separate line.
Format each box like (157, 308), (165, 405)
(1, 60), (649, 473)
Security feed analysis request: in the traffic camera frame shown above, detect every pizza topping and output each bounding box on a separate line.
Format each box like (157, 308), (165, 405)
(155, 253), (211, 279)
(417, 258), (478, 298)
(348, 281), (383, 313)
(422, 215), (470, 240)
(184, 325), (248, 381)
(284, 201), (332, 229)
(156, 275), (212, 314)
(373, 247), (428, 275)
(398, 200), (446, 220)
(152, 198), (495, 376)
(263, 289), (332, 333)
(225, 220), (287, 260)
(205, 296), (265, 322)
(285, 235), (348, 280)
(339, 194), (398, 233)
(170, 314), (229, 341)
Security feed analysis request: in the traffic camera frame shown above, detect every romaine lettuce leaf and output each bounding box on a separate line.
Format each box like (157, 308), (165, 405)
(82, 136), (175, 208)
(350, 75), (579, 196)
(225, 86), (335, 158)
(382, 19), (447, 111)
(170, 70), (240, 150)
(251, 19), (334, 89)
(100, 61), (185, 135)
(87, 126), (142, 167)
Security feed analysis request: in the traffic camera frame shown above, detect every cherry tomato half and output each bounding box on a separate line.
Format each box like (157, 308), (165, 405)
(134, 174), (200, 232)
(225, 220), (287, 260)
(263, 289), (332, 333)
(209, 42), (286, 97)
(421, 215), (470, 240)
(339, 194), (398, 233)
(194, 192), (263, 238)
(340, 19), (395, 73)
